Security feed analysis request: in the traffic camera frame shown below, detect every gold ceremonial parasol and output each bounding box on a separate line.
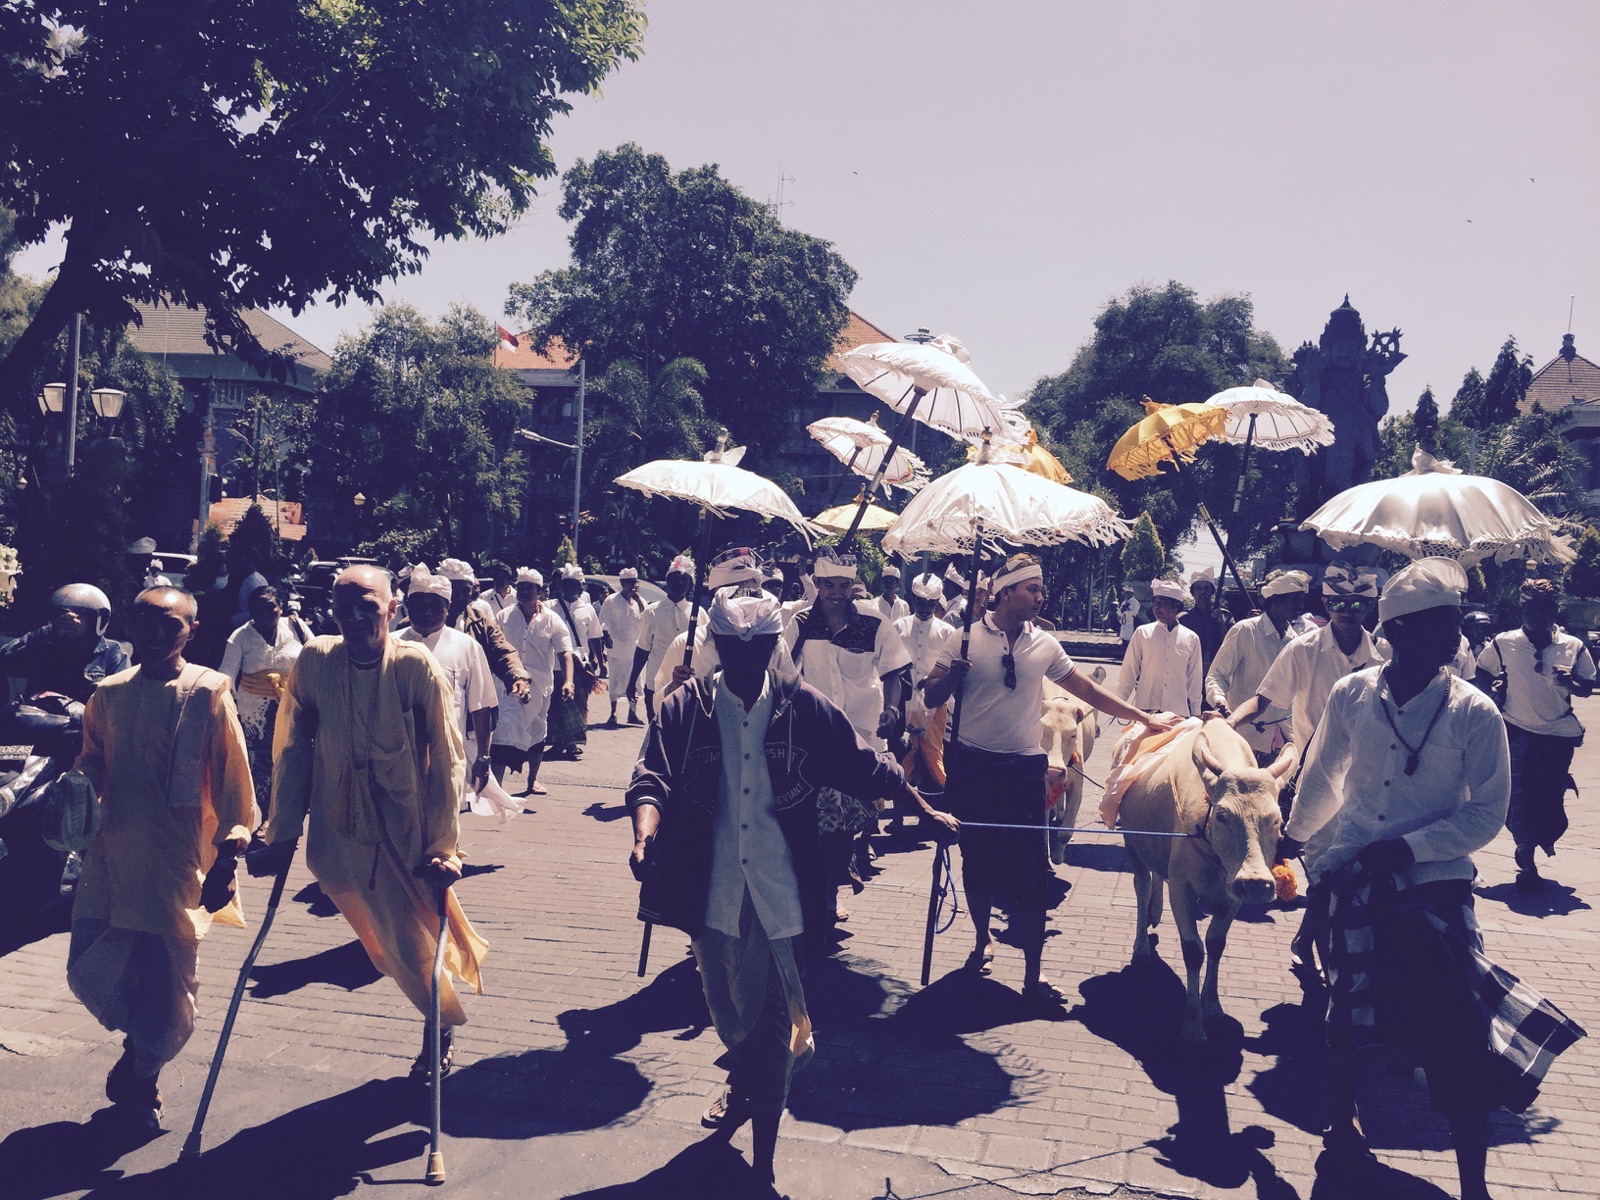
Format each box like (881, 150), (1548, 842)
(1106, 397), (1255, 607)
(1106, 398), (1229, 481)
(815, 494), (898, 534)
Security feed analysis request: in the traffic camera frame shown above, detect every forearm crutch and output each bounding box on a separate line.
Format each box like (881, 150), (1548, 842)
(181, 850), (295, 1159)
(425, 885), (449, 1185)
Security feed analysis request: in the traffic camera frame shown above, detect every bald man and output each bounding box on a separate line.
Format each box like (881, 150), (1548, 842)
(67, 587), (256, 1130)
(257, 567), (488, 1080)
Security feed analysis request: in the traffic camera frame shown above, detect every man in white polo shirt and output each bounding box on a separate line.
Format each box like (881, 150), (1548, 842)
(923, 554), (1177, 1006)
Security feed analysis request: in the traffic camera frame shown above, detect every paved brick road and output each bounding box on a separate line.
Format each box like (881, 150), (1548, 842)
(1, 673), (1597, 1200)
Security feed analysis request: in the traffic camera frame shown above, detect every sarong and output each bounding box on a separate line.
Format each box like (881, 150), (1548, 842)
(943, 742), (1050, 911)
(1506, 725), (1580, 853)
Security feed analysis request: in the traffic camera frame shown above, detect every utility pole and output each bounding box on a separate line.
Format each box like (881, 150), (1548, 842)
(63, 313), (82, 480)
(572, 358), (585, 560)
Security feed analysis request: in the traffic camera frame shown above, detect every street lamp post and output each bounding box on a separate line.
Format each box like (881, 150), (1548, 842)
(353, 491), (367, 547)
(38, 363), (126, 480)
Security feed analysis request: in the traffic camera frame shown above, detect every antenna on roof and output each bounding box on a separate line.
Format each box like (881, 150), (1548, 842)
(766, 166), (795, 223)
(1569, 296), (1576, 335)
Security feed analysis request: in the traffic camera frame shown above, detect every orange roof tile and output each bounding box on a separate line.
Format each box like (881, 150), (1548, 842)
(1521, 345), (1600, 416)
(493, 333), (578, 371)
(825, 311), (898, 371)
(208, 497), (307, 541)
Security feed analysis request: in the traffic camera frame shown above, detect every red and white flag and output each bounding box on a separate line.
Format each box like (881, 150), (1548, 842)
(496, 324), (520, 349)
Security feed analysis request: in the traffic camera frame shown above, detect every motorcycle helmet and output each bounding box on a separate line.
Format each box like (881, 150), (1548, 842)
(51, 584), (113, 637)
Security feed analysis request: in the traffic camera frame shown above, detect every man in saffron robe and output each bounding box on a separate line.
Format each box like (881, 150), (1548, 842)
(68, 587), (257, 1131)
(258, 566), (488, 1078)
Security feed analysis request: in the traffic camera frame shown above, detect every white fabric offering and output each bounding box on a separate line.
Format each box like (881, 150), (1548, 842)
(935, 612), (1075, 756)
(704, 674), (803, 941)
(1119, 621), (1202, 717)
(1256, 622), (1390, 751)
(1289, 667), (1510, 884)
(1205, 613), (1298, 753)
(1477, 629), (1595, 738)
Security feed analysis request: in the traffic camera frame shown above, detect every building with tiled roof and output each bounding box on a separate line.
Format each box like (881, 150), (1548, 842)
(126, 301), (330, 550)
(1522, 334), (1600, 514)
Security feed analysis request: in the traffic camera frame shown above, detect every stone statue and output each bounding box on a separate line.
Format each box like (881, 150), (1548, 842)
(1291, 296), (1405, 505)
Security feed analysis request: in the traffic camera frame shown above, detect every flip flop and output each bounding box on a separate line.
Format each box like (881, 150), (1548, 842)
(964, 945), (994, 975)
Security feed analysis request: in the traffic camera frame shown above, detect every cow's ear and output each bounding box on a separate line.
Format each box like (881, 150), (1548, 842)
(1192, 734), (1227, 795)
(1268, 742), (1300, 781)
(1090, 665), (1107, 685)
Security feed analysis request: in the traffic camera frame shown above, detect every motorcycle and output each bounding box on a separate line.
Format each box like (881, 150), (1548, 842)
(0, 693), (87, 946)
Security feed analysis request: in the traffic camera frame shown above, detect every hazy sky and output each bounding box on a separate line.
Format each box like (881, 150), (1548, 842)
(19, 1), (1599, 412)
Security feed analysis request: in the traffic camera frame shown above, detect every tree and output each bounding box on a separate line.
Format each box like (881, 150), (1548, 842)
(302, 305), (531, 565)
(506, 144), (858, 465)
(1120, 513), (1166, 584)
(574, 356), (717, 570)
(1569, 526), (1600, 599)
(1027, 282), (1291, 556)
(1414, 387), (1440, 453)
(1447, 367), (1488, 427)
(0, 0), (645, 408)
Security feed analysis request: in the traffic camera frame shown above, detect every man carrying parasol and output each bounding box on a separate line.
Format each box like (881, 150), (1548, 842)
(922, 555), (1179, 1005)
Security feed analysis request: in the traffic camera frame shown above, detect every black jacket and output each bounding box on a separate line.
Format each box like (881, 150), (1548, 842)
(626, 670), (907, 947)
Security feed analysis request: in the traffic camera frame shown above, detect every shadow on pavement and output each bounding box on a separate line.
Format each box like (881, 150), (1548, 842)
(1057, 840), (1127, 874)
(0, 1106), (164, 1200)
(788, 956), (1022, 1132)
(290, 881), (339, 918)
(581, 801), (630, 824)
(1249, 1000), (1553, 1153)
(560, 1135), (761, 1198)
(3, 1078), (424, 1200)
(1476, 879), (1591, 918)
(249, 939), (382, 998)
(1308, 1147), (1452, 1199)
(1072, 960), (1304, 1198)
(557, 955), (710, 1054)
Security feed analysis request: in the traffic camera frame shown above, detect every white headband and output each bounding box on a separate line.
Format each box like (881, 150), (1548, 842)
(558, 563), (584, 582)
(1260, 570), (1311, 599)
(514, 568), (543, 587)
(1379, 556), (1467, 624)
(911, 573), (943, 600)
(1322, 563), (1379, 598)
(1150, 579), (1188, 603)
(707, 591), (785, 641)
(618, 567), (639, 581)
(668, 555), (695, 578)
(436, 558), (476, 583)
(814, 554), (857, 580)
(407, 565), (452, 601)
(707, 549), (763, 591)
(991, 562), (1043, 594)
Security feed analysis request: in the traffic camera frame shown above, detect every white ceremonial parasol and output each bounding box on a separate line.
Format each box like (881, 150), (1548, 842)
(614, 456), (821, 541)
(1300, 447), (1574, 567)
(832, 334), (1018, 549)
(1206, 378), (1337, 520)
(808, 415), (930, 497)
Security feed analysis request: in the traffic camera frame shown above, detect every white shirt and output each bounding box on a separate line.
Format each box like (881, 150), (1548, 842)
(546, 593), (603, 666)
(470, 587), (513, 627)
(704, 673), (803, 941)
(219, 617), (311, 728)
(1205, 613), (1299, 752)
(784, 600), (911, 750)
(1256, 622), (1390, 752)
(875, 594), (910, 624)
(397, 625), (498, 744)
(1119, 620), (1203, 717)
(600, 590), (648, 652)
(894, 613), (956, 690)
(1289, 667), (1510, 885)
(1476, 628), (1595, 738)
(637, 598), (692, 688)
(935, 613), (1075, 756)
(1118, 597), (1141, 640)
(493, 604), (573, 751)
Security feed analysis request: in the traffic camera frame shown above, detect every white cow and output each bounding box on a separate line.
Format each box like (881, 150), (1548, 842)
(1120, 719), (1297, 1042)
(1039, 669), (1104, 863)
